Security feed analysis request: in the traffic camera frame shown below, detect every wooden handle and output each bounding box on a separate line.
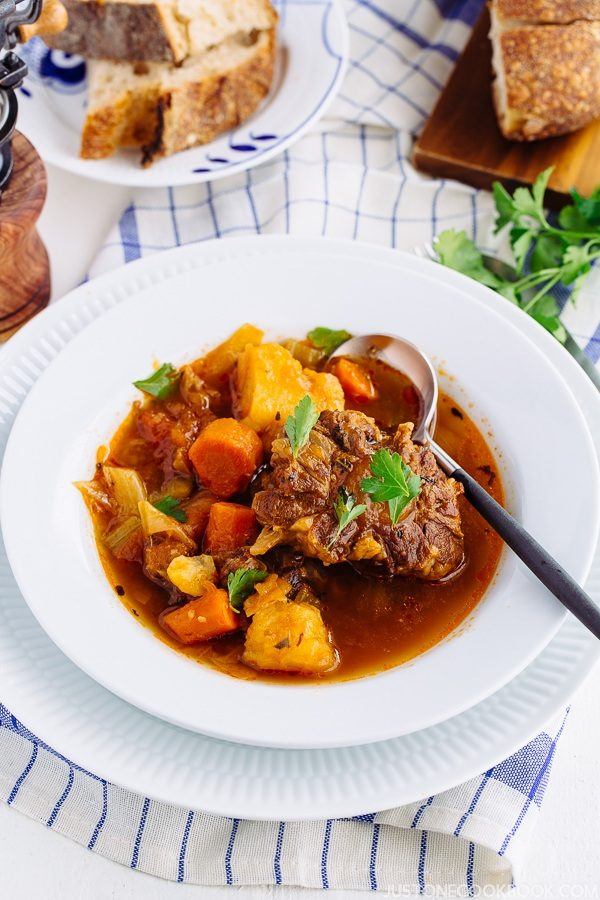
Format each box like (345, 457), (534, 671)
(18, 0), (68, 41)
(0, 132), (51, 340)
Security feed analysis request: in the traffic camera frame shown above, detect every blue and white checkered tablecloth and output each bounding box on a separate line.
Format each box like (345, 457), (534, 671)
(2, 0), (599, 891)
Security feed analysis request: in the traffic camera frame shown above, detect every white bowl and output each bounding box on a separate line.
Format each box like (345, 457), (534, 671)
(1, 237), (598, 749)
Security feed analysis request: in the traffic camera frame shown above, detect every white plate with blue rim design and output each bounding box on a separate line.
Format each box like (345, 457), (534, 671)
(15, 0), (348, 187)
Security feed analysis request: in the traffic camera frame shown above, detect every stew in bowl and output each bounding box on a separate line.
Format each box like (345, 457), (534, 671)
(78, 324), (503, 683)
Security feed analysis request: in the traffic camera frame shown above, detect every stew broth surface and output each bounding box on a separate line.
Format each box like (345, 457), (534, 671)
(91, 355), (503, 683)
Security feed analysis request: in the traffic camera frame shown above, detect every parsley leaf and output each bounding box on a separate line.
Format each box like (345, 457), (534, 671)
(561, 244), (593, 285)
(532, 167), (554, 209)
(361, 449), (421, 526)
(434, 169), (600, 349)
(284, 395), (319, 458)
(492, 170), (553, 264)
(557, 204), (590, 232)
(330, 488), (366, 546)
(528, 294), (567, 344)
(227, 568), (268, 613)
(307, 327), (352, 355)
(492, 181), (517, 232)
(569, 188), (600, 227)
(134, 363), (179, 400)
(434, 231), (503, 290)
(512, 185), (539, 220)
(530, 233), (565, 272)
(510, 226), (534, 273)
(153, 495), (187, 523)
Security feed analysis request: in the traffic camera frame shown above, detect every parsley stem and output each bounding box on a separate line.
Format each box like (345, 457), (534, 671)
(546, 226), (600, 242)
(511, 268), (562, 293)
(521, 274), (562, 312)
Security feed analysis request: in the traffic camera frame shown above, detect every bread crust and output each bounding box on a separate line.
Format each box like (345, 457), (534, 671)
(142, 30), (276, 165)
(81, 29), (276, 165)
(45, 0), (185, 61)
(46, 0), (277, 62)
(494, 0), (600, 23)
(491, 17), (600, 139)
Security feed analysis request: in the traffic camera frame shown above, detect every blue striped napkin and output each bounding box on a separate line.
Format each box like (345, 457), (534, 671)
(0, 705), (568, 891)
(2, 0), (599, 891)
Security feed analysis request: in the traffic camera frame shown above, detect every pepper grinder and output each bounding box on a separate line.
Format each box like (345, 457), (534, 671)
(0, 0), (66, 340)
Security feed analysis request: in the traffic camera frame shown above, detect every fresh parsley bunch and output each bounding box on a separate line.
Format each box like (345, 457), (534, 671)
(434, 168), (600, 344)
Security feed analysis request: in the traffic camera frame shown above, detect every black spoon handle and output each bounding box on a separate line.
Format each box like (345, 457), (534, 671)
(451, 467), (600, 638)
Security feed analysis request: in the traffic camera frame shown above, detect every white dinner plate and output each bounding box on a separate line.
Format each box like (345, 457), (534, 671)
(0, 237), (599, 818)
(1, 237), (599, 752)
(16, 0), (347, 187)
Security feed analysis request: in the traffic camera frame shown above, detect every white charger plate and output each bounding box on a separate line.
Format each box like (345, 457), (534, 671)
(1, 237), (599, 755)
(0, 237), (598, 820)
(16, 0), (347, 187)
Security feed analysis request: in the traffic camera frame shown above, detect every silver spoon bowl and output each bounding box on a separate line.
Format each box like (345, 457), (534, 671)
(331, 333), (600, 639)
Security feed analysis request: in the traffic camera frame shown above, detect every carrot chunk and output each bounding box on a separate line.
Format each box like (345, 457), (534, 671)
(161, 584), (239, 644)
(333, 359), (377, 401)
(182, 490), (216, 541)
(189, 418), (263, 498)
(204, 502), (258, 554)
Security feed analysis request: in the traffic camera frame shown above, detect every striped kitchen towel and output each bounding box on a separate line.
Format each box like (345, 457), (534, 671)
(2, 0), (599, 892)
(0, 705), (568, 891)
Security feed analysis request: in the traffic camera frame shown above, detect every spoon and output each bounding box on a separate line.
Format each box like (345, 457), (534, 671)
(331, 334), (600, 639)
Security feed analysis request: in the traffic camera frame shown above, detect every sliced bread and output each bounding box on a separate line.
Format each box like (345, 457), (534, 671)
(490, 0), (600, 140)
(45, 0), (277, 63)
(81, 28), (276, 165)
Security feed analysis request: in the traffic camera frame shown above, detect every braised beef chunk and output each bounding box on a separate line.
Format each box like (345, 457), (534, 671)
(219, 548), (267, 586)
(372, 423), (464, 580)
(265, 548), (327, 600)
(137, 400), (210, 481)
(253, 410), (379, 527)
(252, 411), (464, 580)
(143, 534), (195, 591)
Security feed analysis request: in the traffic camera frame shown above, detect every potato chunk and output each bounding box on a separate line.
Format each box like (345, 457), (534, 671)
(244, 573), (291, 616)
(200, 324), (264, 386)
(243, 600), (337, 674)
(234, 343), (344, 433)
(167, 554), (217, 595)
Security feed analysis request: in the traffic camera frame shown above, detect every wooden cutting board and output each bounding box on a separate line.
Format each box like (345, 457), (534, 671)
(413, 8), (600, 209)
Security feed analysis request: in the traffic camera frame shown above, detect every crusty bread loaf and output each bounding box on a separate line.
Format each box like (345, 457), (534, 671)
(490, 0), (600, 140)
(493, 0), (600, 23)
(46, 0), (277, 63)
(81, 28), (276, 165)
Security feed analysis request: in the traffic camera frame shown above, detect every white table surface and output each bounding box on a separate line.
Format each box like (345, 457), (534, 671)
(1, 164), (599, 898)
